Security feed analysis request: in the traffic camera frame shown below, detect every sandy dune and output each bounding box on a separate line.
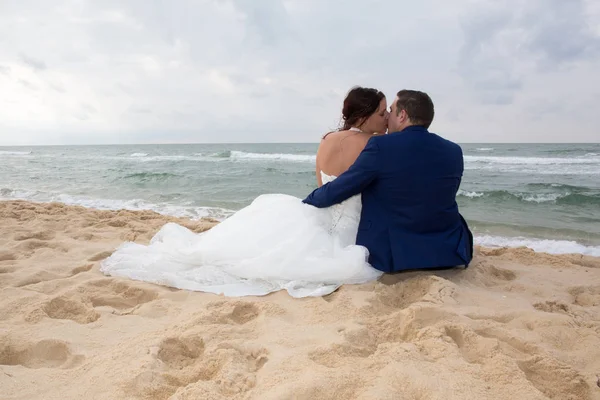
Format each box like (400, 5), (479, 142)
(1, 200), (599, 400)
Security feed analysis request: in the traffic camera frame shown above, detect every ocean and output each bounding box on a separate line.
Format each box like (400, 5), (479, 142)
(1, 143), (599, 256)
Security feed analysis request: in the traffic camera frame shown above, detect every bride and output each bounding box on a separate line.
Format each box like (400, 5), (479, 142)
(100, 87), (389, 297)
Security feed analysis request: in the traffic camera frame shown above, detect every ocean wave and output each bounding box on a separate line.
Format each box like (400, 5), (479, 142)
(475, 235), (600, 257)
(6, 149), (315, 164)
(0, 150), (32, 155)
(458, 189), (600, 205)
(201, 151), (231, 158)
(126, 151), (317, 163)
(457, 190), (485, 198)
(0, 187), (234, 220)
(465, 155), (600, 165)
(127, 155), (206, 162)
(229, 151), (316, 162)
(543, 147), (599, 155)
(526, 183), (586, 190)
(121, 172), (181, 182)
(475, 148), (494, 152)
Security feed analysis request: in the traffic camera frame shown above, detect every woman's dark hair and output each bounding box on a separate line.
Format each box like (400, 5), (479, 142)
(340, 86), (385, 131)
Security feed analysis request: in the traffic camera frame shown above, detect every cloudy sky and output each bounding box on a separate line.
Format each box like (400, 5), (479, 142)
(1, 0), (599, 145)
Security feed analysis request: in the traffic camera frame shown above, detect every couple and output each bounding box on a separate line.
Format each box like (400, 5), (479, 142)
(100, 87), (473, 298)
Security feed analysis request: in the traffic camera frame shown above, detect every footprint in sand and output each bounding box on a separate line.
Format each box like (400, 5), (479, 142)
(370, 275), (454, 311)
(199, 301), (261, 326)
(0, 251), (17, 262)
(157, 336), (206, 369)
(309, 326), (378, 368)
(310, 305), (458, 369)
(443, 325), (500, 364)
(467, 260), (517, 287)
(533, 300), (570, 314)
(517, 355), (591, 400)
(88, 251), (114, 262)
(227, 303), (261, 325)
(473, 326), (551, 364)
(43, 296), (100, 324)
(71, 263), (93, 275)
(465, 312), (517, 324)
(568, 285), (600, 307)
(33, 279), (159, 323)
(0, 265), (17, 275)
(14, 230), (56, 241)
(487, 265), (517, 281)
(15, 239), (68, 256)
(128, 336), (268, 399)
(12, 263), (94, 288)
(15, 271), (63, 288)
(0, 338), (84, 369)
(84, 279), (159, 311)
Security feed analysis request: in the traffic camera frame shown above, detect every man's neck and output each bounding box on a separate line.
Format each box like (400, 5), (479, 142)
(388, 125), (427, 135)
(401, 124), (426, 131)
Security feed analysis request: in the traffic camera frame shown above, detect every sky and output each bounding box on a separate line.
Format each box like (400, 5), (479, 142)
(0, 0), (599, 145)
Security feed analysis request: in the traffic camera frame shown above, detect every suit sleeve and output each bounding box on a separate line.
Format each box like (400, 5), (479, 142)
(303, 139), (380, 208)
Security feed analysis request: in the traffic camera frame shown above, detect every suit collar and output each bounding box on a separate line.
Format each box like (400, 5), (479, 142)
(388, 125), (428, 135)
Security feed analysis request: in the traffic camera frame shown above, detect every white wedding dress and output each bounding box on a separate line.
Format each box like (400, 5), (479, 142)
(100, 172), (382, 297)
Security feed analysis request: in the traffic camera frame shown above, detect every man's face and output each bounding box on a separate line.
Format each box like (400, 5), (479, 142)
(387, 97), (407, 133)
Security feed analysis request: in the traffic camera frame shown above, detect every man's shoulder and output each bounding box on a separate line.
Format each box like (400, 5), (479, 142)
(364, 134), (388, 149)
(429, 132), (462, 153)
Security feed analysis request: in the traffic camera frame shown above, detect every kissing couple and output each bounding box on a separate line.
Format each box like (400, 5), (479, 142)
(101, 87), (474, 298)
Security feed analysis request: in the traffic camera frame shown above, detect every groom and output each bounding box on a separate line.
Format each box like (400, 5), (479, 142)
(303, 89), (473, 273)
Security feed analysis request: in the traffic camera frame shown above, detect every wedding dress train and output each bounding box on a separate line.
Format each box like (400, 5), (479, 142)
(100, 172), (382, 297)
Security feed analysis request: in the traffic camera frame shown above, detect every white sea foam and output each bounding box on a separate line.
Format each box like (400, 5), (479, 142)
(458, 190), (570, 203)
(464, 155), (600, 175)
(130, 152), (149, 157)
(0, 188), (234, 221)
(0, 150), (32, 155)
(3, 187), (599, 256)
(515, 192), (567, 203)
(457, 190), (485, 198)
(475, 235), (600, 257)
(465, 155), (600, 165)
(230, 151), (316, 162)
(475, 148), (494, 152)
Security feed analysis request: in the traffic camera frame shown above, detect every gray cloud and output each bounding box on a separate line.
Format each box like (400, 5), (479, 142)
(523, 0), (600, 67)
(19, 54), (47, 71)
(49, 82), (67, 93)
(18, 79), (38, 90)
(458, 0), (600, 105)
(0, 0), (598, 145)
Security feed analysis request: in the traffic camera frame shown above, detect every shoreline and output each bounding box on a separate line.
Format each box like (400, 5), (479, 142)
(2, 197), (600, 256)
(1, 199), (600, 399)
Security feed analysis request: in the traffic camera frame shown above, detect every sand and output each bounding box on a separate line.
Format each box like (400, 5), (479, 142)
(1, 200), (599, 400)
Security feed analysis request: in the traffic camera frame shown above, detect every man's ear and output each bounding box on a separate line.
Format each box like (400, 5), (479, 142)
(400, 109), (407, 122)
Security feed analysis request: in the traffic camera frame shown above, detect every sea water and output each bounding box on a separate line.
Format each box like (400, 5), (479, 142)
(1, 143), (599, 256)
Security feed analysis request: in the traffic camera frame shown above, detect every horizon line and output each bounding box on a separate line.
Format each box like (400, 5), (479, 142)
(1, 141), (600, 147)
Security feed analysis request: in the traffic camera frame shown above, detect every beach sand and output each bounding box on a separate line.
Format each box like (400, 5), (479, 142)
(1, 200), (599, 400)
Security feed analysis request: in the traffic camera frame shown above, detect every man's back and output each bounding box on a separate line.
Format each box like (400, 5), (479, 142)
(303, 125), (473, 273)
(357, 126), (472, 272)
(367, 127), (463, 233)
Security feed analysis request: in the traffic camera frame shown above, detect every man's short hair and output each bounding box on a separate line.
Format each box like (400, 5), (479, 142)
(395, 90), (434, 129)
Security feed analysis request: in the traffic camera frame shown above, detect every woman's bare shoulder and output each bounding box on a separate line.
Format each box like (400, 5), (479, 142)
(321, 129), (350, 140)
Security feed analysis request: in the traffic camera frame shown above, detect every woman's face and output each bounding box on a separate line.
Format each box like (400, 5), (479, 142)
(360, 98), (388, 134)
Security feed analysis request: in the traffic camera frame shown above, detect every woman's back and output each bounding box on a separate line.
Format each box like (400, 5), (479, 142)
(315, 130), (372, 186)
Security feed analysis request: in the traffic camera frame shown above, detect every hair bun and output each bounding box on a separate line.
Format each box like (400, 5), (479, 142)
(340, 86), (384, 131)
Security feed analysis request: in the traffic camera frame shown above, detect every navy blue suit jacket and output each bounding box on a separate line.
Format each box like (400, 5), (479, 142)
(303, 125), (473, 273)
